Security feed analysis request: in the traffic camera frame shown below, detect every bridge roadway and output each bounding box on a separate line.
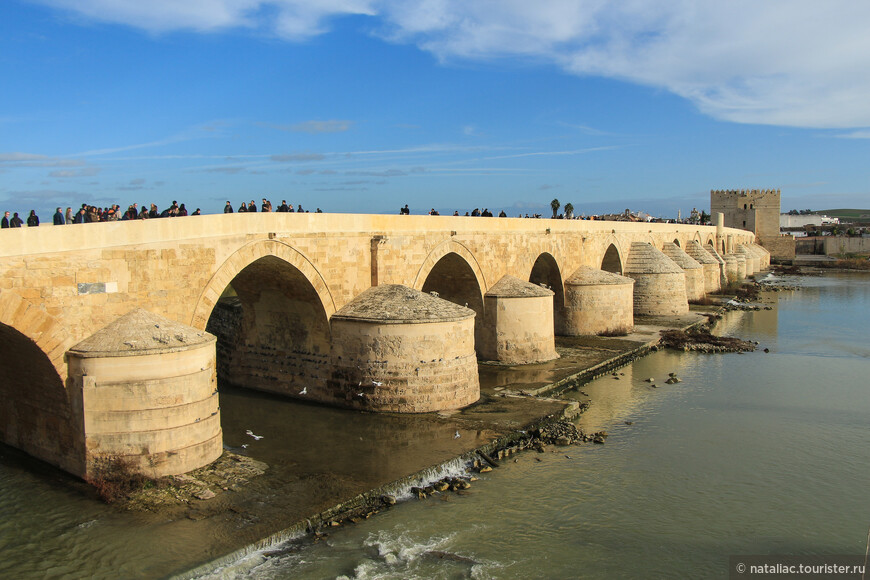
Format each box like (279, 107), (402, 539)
(0, 213), (752, 476)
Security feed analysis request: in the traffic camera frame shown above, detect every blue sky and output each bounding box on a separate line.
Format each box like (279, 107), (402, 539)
(2, 1), (869, 219)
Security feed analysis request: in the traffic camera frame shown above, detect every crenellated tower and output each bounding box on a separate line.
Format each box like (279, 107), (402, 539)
(710, 188), (793, 259)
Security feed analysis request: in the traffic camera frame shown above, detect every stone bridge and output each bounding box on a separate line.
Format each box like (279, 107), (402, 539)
(0, 213), (754, 478)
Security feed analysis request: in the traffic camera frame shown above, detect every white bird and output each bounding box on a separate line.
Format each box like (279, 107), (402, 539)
(299, 387), (307, 395)
(241, 444), (248, 449)
(245, 430), (264, 440)
(357, 393), (364, 397)
(372, 381), (383, 387)
(454, 430), (461, 439)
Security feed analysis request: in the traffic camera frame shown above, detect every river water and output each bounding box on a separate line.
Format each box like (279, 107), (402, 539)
(1, 272), (868, 579)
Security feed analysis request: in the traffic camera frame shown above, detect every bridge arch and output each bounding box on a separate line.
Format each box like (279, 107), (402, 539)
(0, 292), (79, 473)
(415, 241), (486, 352)
(191, 239), (335, 331)
(413, 240), (487, 296)
(192, 239), (336, 398)
(528, 252), (566, 335)
(600, 238), (625, 274)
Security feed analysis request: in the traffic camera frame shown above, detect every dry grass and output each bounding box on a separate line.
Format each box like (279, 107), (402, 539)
(598, 325), (632, 337)
(87, 455), (160, 503)
(829, 258), (870, 270)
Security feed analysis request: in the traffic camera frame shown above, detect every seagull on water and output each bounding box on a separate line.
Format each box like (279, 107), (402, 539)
(372, 380), (383, 387)
(245, 430), (264, 440)
(299, 387), (307, 395)
(454, 430), (461, 439)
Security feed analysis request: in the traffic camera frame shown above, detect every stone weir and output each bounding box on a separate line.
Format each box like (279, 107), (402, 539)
(479, 275), (558, 364)
(624, 242), (689, 316)
(327, 284), (480, 413)
(563, 266), (635, 336)
(685, 241), (722, 294)
(661, 242), (706, 302)
(67, 308), (223, 479)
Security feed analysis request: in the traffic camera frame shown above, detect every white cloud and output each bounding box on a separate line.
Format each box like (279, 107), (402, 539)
(33, 0), (374, 39)
(0, 152), (84, 168)
(287, 120), (355, 134)
(21, 1), (870, 129)
(49, 167), (101, 178)
(378, 1), (870, 129)
(38, 1), (867, 128)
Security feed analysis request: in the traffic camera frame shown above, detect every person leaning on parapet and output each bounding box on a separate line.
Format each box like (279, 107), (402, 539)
(73, 207), (86, 223)
(1, 211), (10, 228)
(400, 204), (409, 215)
(53, 207), (65, 225)
(10, 212), (23, 227)
(27, 210), (39, 227)
(261, 198), (270, 212)
(238, 201), (247, 212)
(247, 200), (257, 212)
(64, 207), (73, 224)
(278, 200), (289, 212)
(224, 201), (234, 213)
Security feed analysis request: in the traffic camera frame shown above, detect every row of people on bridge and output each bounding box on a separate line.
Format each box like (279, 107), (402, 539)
(224, 199), (323, 213)
(401, 205), (540, 218)
(1, 202), (207, 227)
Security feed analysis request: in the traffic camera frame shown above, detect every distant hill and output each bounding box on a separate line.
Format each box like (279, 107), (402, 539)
(817, 209), (870, 223)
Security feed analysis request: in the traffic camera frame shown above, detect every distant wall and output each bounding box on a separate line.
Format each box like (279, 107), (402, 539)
(758, 235), (795, 260)
(795, 236), (870, 256)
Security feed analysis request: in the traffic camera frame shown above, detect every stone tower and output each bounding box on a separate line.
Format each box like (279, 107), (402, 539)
(710, 188), (794, 260)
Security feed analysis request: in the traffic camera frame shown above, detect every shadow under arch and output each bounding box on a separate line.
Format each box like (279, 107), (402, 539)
(672, 238), (682, 247)
(529, 252), (566, 335)
(192, 241), (335, 399)
(600, 242), (624, 274)
(417, 251), (486, 354)
(412, 240), (487, 297)
(0, 295), (82, 475)
(191, 239), (336, 330)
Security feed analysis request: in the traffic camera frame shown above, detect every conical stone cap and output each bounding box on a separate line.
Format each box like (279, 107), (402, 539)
(69, 308), (215, 358)
(706, 245), (726, 265)
(565, 265), (634, 286)
(624, 242), (683, 274)
(662, 242), (703, 270)
(331, 284), (475, 324)
(745, 244), (766, 258)
(751, 243), (770, 256)
(485, 275), (553, 297)
(685, 241), (718, 265)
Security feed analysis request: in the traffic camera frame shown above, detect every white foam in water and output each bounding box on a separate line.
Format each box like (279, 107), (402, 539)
(179, 456), (475, 579)
(388, 457), (471, 501)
